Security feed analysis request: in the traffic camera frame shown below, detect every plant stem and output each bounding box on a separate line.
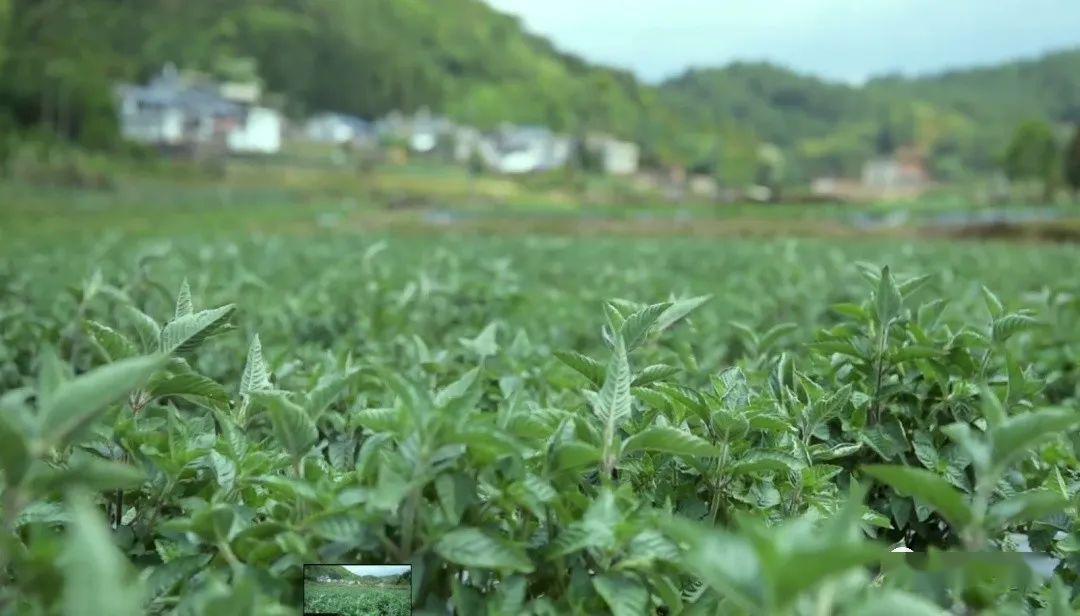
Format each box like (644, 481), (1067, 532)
(400, 487), (419, 561)
(870, 325), (889, 425)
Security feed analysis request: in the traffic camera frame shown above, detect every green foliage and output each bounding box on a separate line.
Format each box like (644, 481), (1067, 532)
(2, 236), (1080, 614)
(1065, 124), (1080, 193)
(305, 582), (410, 616)
(1004, 120), (1061, 200)
(4, 0), (1080, 176)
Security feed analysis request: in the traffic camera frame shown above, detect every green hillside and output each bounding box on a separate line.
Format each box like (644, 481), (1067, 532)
(658, 50), (1080, 179)
(2, 0), (1078, 181)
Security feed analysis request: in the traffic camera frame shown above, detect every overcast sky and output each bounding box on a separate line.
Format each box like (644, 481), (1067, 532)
(343, 565), (410, 577)
(485, 0), (1080, 84)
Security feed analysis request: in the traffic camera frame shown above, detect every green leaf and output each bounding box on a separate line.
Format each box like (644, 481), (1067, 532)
(990, 408), (1080, 474)
(992, 313), (1041, 343)
(252, 391), (317, 459)
(351, 407), (401, 433)
(862, 465), (973, 528)
(120, 305), (161, 353)
(68, 456), (146, 491)
(174, 278), (193, 318)
(208, 450), (236, 492)
(875, 266), (902, 326)
(941, 422), (991, 473)
(632, 364), (679, 387)
(460, 322), (498, 357)
(434, 527), (534, 573)
(988, 490), (1069, 528)
(305, 371), (356, 419)
(435, 473), (477, 526)
(61, 491), (144, 616)
(912, 430), (939, 470)
(661, 517), (764, 612)
(850, 590), (949, 616)
(145, 554), (212, 602)
(771, 544), (886, 607)
(728, 451), (803, 476)
(40, 354), (166, 448)
(160, 305), (236, 355)
(554, 350), (605, 387)
(620, 302), (670, 351)
(890, 345), (942, 362)
(553, 441), (602, 471)
(980, 285), (1005, 318)
(84, 320), (138, 362)
(809, 442), (862, 461)
(622, 426), (720, 457)
(759, 322), (797, 351)
(654, 295), (711, 332)
(37, 344), (71, 410)
(148, 370), (229, 405)
(860, 419), (909, 460)
(434, 367), (479, 408)
(591, 335), (632, 429)
(0, 402), (30, 486)
(239, 334), (271, 400)
(593, 573), (649, 616)
(897, 273), (933, 298)
(305, 510), (364, 543)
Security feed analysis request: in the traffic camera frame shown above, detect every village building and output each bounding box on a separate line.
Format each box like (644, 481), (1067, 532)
(304, 112), (375, 148)
(584, 134), (640, 175)
(477, 124), (574, 174)
(407, 107), (455, 154)
(451, 126), (484, 164)
(861, 147), (931, 197)
(116, 64), (283, 155)
(687, 174), (720, 200)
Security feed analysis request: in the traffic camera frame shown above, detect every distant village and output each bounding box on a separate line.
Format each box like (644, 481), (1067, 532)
(116, 65), (932, 202)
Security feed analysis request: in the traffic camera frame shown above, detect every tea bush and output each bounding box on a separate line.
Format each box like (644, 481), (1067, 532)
(1, 235), (1079, 615)
(304, 582), (410, 616)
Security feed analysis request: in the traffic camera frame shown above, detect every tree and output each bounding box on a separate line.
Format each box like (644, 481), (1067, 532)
(755, 143), (785, 202)
(1065, 125), (1080, 198)
(1003, 120), (1060, 202)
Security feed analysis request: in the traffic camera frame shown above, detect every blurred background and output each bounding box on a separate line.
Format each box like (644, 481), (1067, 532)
(1, 0), (1080, 240)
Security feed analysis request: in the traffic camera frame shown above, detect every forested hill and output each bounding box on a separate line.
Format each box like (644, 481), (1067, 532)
(1, 0), (1078, 178)
(0, 0), (681, 161)
(658, 49), (1080, 177)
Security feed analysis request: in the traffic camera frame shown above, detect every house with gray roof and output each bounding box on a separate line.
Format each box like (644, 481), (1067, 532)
(116, 64), (282, 154)
(304, 112), (375, 149)
(477, 124), (574, 174)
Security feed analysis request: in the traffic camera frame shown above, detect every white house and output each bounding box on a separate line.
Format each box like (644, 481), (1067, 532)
(861, 148), (930, 195)
(116, 64), (282, 155)
(452, 126), (483, 164)
(304, 112), (372, 147)
(585, 134), (640, 175)
(478, 124), (574, 174)
(227, 106), (283, 154)
(407, 107), (454, 154)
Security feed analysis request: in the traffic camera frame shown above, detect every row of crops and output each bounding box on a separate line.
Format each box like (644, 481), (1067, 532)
(1, 235), (1080, 614)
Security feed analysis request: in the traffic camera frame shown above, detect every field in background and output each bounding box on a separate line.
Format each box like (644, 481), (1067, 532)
(4, 156), (1080, 243)
(303, 582), (410, 616)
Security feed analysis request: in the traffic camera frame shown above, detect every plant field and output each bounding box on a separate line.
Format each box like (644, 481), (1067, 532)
(2, 233), (1080, 615)
(304, 582), (410, 616)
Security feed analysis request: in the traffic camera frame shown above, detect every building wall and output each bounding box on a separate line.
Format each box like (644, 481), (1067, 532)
(120, 107), (185, 145)
(603, 141), (640, 176)
(228, 107), (282, 154)
(306, 117), (353, 144)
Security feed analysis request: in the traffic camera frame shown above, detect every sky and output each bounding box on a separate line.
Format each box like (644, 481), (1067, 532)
(343, 565), (410, 577)
(485, 0), (1080, 84)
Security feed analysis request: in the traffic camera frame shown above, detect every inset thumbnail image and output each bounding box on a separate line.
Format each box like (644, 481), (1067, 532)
(303, 564), (412, 616)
